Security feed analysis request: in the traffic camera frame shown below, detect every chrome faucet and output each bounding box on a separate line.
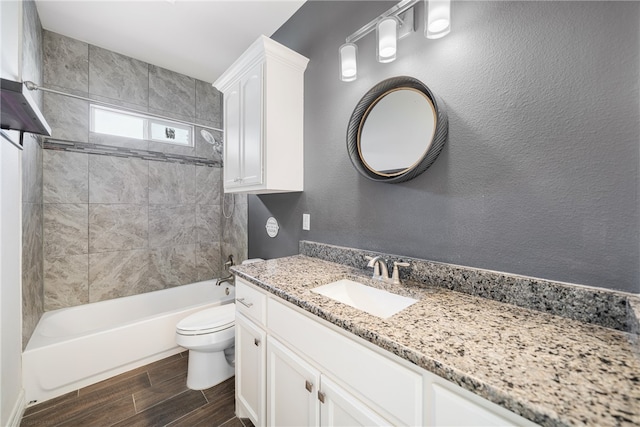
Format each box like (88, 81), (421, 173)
(366, 256), (390, 281)
(216, 255), (235, 286)
(215, 275), (235, 286)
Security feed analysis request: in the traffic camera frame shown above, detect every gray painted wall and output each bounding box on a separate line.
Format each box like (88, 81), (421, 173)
(248, 1), (640, 293)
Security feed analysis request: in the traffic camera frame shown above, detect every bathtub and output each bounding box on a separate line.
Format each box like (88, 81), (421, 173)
(23, 279), (234, 405)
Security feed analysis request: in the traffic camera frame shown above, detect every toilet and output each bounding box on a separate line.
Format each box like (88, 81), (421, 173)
(175, 303), (236, 390)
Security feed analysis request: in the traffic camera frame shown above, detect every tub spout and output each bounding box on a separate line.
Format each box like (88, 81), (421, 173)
(215, 274), (235, 286)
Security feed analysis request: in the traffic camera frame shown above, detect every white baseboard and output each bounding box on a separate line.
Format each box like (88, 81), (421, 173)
(7, 389), (25, 427)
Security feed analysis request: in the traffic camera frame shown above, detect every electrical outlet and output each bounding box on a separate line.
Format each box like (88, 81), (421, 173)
(302, 213), (310, 231)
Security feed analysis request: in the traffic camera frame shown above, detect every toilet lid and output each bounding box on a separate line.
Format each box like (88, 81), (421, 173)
(176, 303), (235, 334)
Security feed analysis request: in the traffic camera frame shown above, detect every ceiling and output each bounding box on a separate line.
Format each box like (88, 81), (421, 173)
(35, 0), (306, 84)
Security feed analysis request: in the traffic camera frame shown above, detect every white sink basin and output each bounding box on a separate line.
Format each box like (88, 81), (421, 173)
(312, 279), (418, 319)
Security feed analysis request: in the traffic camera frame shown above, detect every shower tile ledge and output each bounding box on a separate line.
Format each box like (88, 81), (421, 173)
(231, 255), (640, 427)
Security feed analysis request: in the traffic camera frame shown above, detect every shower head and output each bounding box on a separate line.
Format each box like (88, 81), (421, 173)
(200, 129), (217, 145)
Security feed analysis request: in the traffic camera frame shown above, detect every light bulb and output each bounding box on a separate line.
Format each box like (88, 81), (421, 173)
(426, 0), (451, 39)
(377, 17), (398, 63)
(339, 43), (358, 82)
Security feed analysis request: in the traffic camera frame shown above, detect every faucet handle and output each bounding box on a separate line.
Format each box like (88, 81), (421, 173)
(392, 261), (410, 285)
(224, 255), (234, 270)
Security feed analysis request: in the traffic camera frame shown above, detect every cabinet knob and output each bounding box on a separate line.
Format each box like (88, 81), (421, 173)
(305, 380), (313, 393)
(254, 338), (260, 347)
(317, 391), (325, 403)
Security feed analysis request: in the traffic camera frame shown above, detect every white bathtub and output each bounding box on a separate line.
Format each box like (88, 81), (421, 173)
(23, 280), (234, 405)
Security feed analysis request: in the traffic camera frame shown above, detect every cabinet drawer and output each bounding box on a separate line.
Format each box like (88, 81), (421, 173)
(235, 278), (267, 326)
(429, 379), (539, 427)
(268, 298), (423, 426)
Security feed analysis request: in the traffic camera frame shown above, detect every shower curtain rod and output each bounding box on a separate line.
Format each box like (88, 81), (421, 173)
(1, 129), (24, 150)
(24, 81), (224, 133)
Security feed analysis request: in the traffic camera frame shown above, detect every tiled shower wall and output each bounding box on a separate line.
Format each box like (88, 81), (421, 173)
(41, 31), (247, 311)
(22, 0), (45, 347)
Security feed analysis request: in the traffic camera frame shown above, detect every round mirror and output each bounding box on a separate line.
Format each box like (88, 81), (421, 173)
(347, 76), (448, 183)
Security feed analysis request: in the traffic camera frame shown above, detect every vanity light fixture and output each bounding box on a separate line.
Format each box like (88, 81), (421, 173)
(339, 0), (451, 82)
(426, 0), (451, 39)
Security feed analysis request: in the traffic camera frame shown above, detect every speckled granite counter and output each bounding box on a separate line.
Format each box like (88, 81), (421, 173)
(231, 255), (640, 427)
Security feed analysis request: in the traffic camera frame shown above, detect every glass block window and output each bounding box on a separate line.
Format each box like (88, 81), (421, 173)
(90, 105), (193, 147)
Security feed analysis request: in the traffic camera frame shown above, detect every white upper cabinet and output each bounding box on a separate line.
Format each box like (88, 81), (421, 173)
(214, 36), (309, 194)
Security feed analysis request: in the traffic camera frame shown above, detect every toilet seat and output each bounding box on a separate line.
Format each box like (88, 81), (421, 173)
(176, 304), (235, 336)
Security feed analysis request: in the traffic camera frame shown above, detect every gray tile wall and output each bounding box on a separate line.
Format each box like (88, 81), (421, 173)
(41, 31), (246, 310)
(22, 0), (44, 349)
(89, 45), (148, 106)
(222, 194), (248, 268)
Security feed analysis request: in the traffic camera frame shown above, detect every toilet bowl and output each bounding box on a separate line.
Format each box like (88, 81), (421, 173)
(175, 303), (236, 390)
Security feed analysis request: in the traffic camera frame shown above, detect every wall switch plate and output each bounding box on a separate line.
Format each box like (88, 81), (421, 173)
(302, 213), (310, 231)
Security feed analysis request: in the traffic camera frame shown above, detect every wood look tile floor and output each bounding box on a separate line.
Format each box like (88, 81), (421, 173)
(21, 352), (254, 427)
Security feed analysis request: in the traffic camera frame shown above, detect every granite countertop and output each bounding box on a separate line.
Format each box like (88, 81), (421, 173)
(231, 255), (640, 427)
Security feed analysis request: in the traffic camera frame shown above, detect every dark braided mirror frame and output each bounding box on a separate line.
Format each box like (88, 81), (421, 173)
(346, 76), (448, 184)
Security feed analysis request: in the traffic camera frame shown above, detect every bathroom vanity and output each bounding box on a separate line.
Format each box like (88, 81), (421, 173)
(235, 276), (535, 426)
(231, 247), (640, 427)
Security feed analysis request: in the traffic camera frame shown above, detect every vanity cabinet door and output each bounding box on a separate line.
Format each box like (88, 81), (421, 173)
(319, 376), (391, 427)
(236, 313), (266, 426)
(267, 336), (320, 427)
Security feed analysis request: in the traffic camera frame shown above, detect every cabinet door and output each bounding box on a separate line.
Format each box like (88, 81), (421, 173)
(236, 313), (266, 426)
(224, 82), (242, 188)
(240, 62), (263, 186)
(319, 376), (391, 427)
(267, 337), (320, 427)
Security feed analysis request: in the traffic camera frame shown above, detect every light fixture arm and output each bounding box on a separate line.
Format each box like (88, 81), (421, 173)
(344, 0), (419, 44)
